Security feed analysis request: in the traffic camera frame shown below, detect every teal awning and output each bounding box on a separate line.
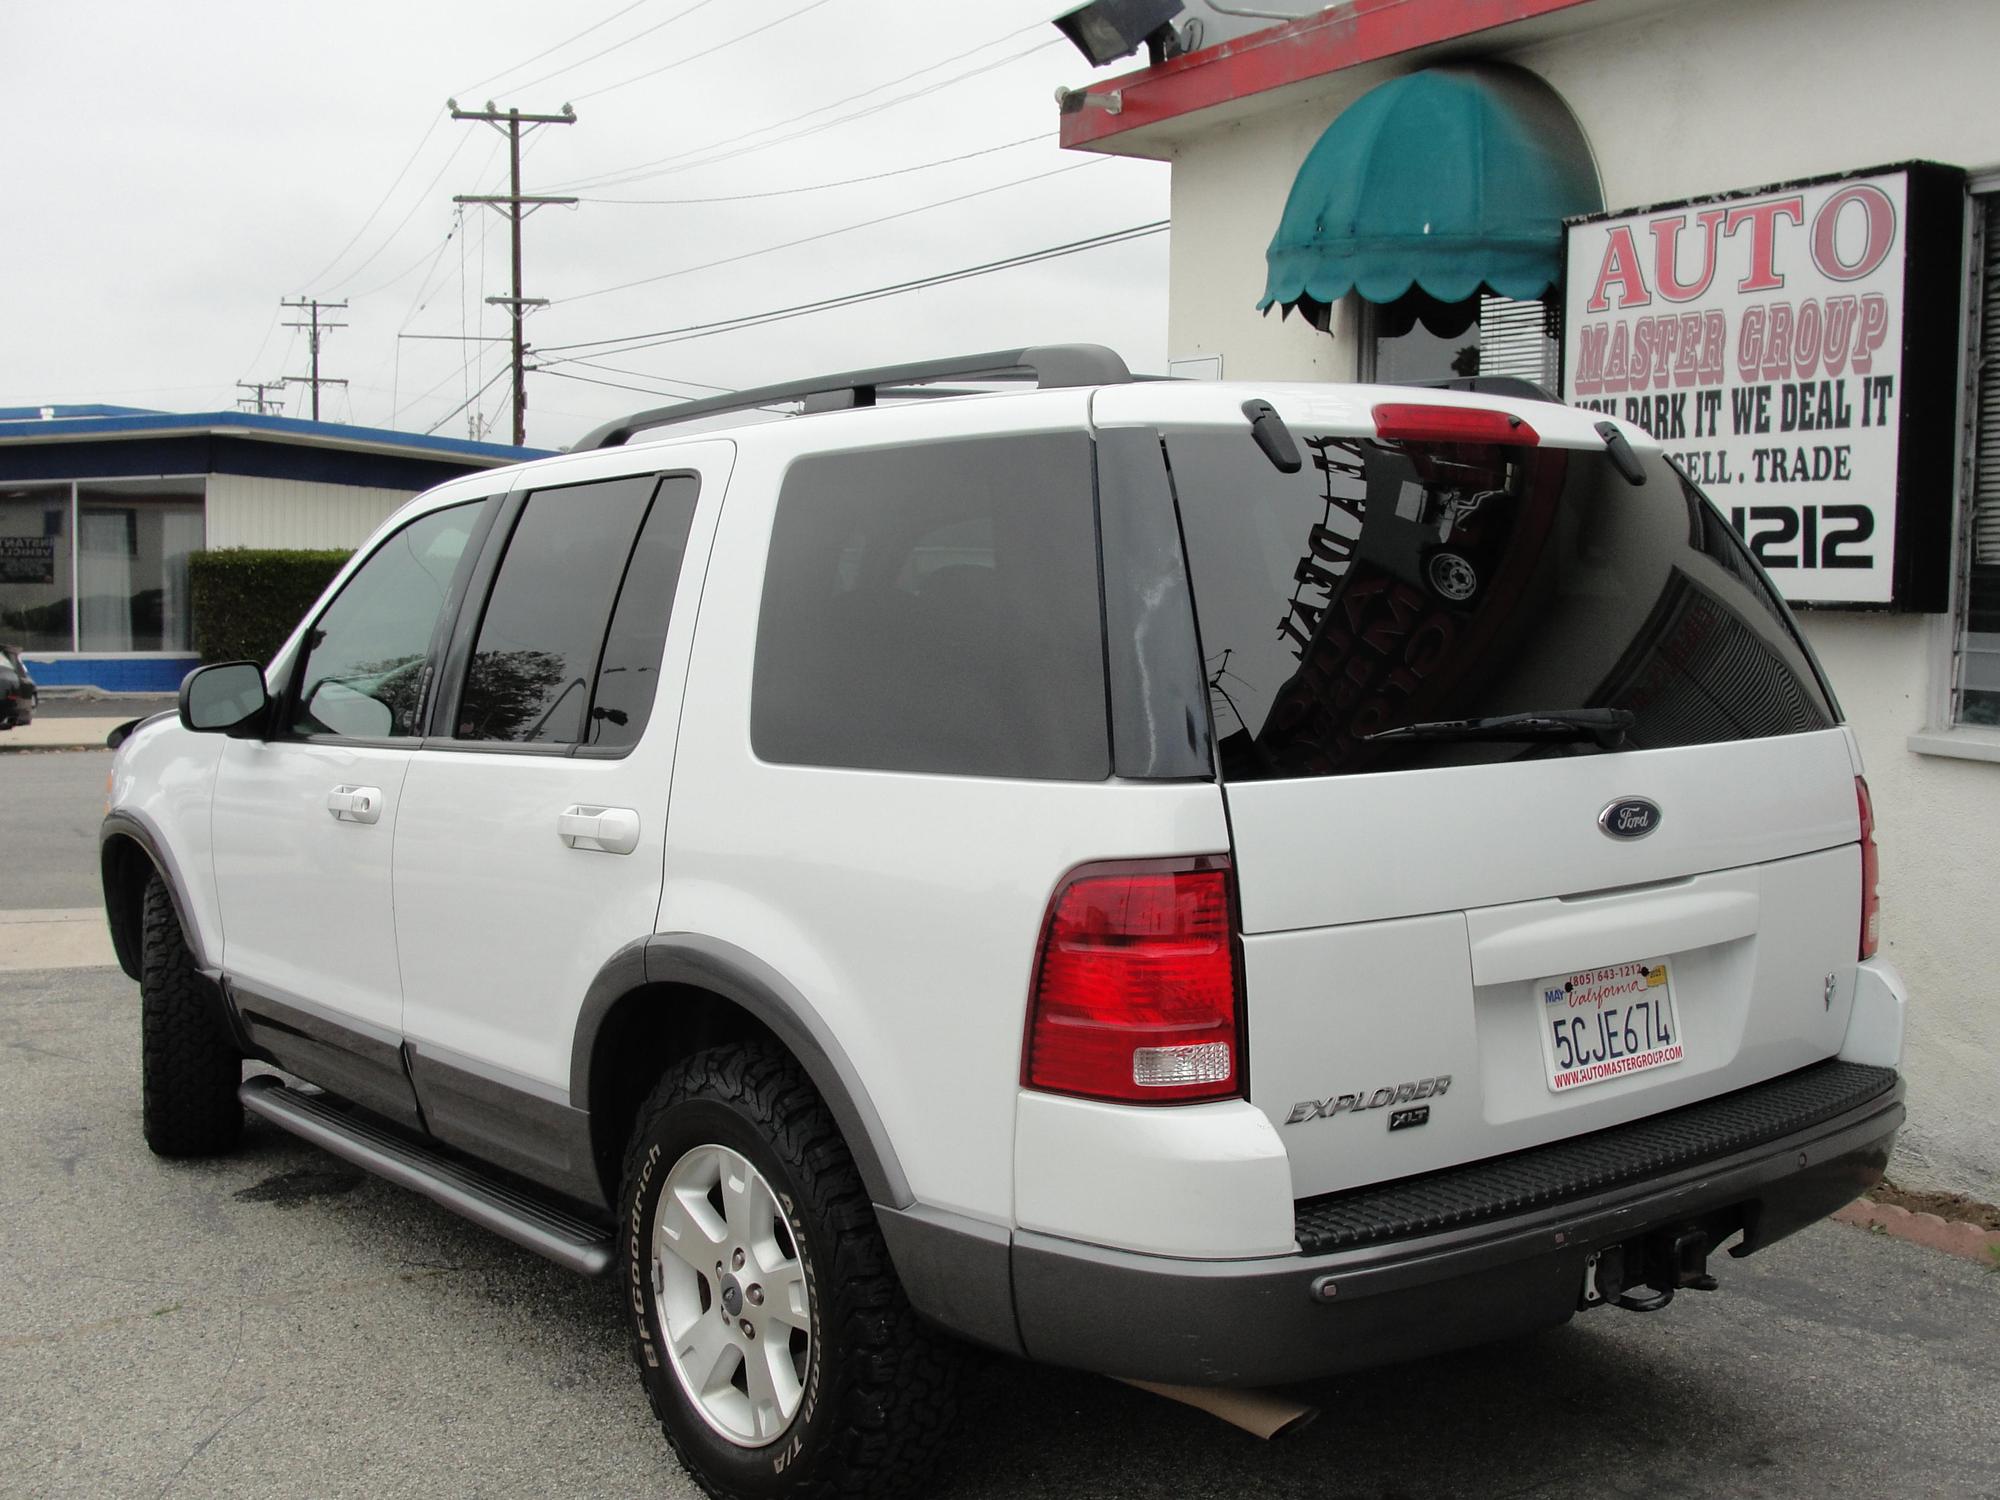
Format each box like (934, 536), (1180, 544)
(1260, 64), (1602, 313)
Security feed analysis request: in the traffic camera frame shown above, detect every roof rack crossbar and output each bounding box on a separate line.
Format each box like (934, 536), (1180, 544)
(573, 344), (1132, 450)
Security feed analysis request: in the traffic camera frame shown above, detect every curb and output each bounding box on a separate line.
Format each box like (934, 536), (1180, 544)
(1833, 1199), (2000, 1264)
(0, 717), (131, 753)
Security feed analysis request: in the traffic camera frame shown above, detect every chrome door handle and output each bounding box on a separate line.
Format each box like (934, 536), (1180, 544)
(557, 804), (640, 855)
(326, 784), (383, 824)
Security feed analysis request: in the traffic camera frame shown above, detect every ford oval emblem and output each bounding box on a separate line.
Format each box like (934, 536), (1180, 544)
(1599, 797), (1662, 840)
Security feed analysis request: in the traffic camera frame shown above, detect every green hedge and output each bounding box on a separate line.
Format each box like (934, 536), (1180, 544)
(189, 548), (351, 665)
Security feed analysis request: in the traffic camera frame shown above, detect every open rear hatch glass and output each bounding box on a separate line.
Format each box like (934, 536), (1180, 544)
(1161, 411), (1861, 1197)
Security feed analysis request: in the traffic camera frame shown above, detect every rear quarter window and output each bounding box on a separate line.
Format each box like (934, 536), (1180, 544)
(751, 432), (1109, 780)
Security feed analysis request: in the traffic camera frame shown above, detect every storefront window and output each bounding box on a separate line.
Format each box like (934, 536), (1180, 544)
(76, 479), (205, 652)
(0, 483), (74, 653)
(1367, 293), (1559, 389)
(0, 477), (205, 653)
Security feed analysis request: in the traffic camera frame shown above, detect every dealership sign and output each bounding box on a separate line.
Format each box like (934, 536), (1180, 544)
(1563, 164), (1964, 609)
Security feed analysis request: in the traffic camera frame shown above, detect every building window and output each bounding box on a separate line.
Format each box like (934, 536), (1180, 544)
(1957, 197), (2000, 726)
(77, 479), (205, 652)
(0, 477), (204, 653)
(1365, 292), (1560, 389)
(0, 482), (75, 652)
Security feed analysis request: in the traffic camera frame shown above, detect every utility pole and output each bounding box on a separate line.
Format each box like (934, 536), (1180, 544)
(449, 98), (576, 447)
(280, 297), (349, 420)
(235, 379), (285, 415)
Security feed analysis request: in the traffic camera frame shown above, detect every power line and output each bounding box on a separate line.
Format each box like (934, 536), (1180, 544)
(454, 0), (657, 97)
(321, 129), (478, 295)
(557, 357), (733, 392)
(535, 220), (1171, 362)
(299, 113), (447, 290)
(236, 306), (283, 388)
(571, 0), (838, 103)
(560, 35), (1060, 193)
(347, 221), (459, 302)
(537, 368), (803, 421)
(450, 101), (579, 446)
(401, 349), (490, 424)
(577, 133), (1050, 204)
(489, 0), (726, 100)
(549, 22), (1050, 192)
(280, 297), (349, 420)
(560, 158), (1104, 307)
(538, 367), (702, 400)
(424, 365), (513, 436)
(573, 36), (1065, 195)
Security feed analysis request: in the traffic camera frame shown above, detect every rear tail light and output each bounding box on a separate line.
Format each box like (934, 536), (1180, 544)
(1857, 776), (1880, 960)
(1372, 402), (1540, 447)
(1023, 858), (1243, 1105)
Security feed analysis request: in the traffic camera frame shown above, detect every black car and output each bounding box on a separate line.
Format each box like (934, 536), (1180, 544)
(1, 646), (37, 729)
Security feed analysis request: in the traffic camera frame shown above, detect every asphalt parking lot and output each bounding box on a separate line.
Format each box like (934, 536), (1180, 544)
(3, 752), (1997, 1498)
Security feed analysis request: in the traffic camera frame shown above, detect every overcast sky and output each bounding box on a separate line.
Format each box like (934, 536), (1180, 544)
(3, 0), (1170, 450)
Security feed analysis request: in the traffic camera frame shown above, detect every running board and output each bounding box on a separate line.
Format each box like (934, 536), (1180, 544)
(240, 1074), (615, 1276)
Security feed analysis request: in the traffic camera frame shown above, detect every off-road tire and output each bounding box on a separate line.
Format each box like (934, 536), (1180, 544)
(140, 873), (242, 1157)
(619, 1044), (959, 1500)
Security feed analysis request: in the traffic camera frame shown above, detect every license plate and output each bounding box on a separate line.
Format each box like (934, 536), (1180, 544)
(1536, 959), (1685, 1093)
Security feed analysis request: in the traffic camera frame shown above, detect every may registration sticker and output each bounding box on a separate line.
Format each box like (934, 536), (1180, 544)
(1536, 960), (1685, 1093)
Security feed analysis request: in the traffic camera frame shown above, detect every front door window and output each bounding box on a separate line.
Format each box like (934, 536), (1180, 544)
(290, 502), (482, 738)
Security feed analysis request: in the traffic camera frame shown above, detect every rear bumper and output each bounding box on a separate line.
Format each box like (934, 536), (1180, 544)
(880, 1063), (1902, 1386)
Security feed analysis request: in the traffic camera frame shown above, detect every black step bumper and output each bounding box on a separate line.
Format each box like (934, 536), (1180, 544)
(884, 1062), (1903, 1387)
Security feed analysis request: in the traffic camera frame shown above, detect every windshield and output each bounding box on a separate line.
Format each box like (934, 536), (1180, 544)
(1163, 428), (1837, 782)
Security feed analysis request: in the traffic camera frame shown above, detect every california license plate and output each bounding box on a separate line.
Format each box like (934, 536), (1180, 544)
(1536, 959), (1685, 1092)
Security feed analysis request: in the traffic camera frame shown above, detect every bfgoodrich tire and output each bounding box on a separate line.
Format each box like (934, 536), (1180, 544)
(619, 1044), (958, 1500)
(139, 874), (242, 1157)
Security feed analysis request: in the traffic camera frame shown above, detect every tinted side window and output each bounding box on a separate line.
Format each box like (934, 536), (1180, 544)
(291, 502), (482, 739)
(455, 475), (655, 744)
(587, 475), (701, 750)
(752, 433), (1108, 780)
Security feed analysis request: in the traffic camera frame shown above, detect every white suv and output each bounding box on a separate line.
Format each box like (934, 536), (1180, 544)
(100, 347), (1908, 1500)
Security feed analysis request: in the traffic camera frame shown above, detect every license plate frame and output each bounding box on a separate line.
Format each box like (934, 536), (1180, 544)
(1536, 959), (1685, 1093)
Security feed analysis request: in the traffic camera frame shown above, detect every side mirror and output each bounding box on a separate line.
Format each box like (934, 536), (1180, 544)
(179, 661), (270, 734)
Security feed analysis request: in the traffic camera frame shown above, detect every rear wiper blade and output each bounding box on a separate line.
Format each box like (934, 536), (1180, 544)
(1363, 707), (1635, 750)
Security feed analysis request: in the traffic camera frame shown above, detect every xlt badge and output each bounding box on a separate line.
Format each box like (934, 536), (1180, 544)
(1285, 1075), (1450, 1126)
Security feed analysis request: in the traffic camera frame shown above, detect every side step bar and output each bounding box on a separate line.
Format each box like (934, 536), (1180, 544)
(240, 1074), (615, 1276)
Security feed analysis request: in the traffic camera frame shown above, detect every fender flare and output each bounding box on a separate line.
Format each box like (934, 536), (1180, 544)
(99, 809), (212, 979)
(570, 933), (914, 1210)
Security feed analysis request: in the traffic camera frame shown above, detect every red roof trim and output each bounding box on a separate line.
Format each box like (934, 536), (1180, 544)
(1059, 0), (1600, 149)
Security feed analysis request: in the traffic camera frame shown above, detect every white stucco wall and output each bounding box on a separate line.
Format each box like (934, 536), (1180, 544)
(1148, 0), (2000, 1197)
(204, 474), (416, 551)
(1800, 611), (1996, 1195)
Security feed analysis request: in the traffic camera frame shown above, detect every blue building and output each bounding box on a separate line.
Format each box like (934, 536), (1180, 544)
(0, 406), (544, 691)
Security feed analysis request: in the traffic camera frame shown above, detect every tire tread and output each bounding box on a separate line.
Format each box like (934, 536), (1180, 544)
(140, 874), (242, 1157)
(621, 1044), (958, 1500)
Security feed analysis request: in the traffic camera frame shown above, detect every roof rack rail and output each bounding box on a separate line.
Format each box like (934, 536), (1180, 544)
(574, 343), (1134, 451)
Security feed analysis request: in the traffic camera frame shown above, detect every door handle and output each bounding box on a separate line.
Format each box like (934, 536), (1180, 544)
(327, 785), (383, 825)
(557, 804), (640, 855)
